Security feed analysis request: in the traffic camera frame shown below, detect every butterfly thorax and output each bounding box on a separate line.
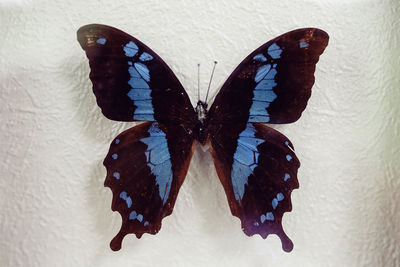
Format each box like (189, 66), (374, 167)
(194, 100), (208, 144)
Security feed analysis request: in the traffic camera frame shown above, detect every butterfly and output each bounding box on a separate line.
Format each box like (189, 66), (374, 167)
(77, 24), (329, 252)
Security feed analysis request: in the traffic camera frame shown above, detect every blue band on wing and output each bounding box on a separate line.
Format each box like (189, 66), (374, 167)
(231, 123), (265, 202)
(140, 122), (173, 205)
(248, 54), (279, 122)
(124, 47), (155, 121)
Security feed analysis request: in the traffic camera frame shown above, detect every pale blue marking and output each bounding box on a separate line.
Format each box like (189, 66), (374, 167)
(286, 154), (293, 161)
(125, 197), (132, 208)
(144, 221), (149, 226)
(120, 191), (127, 199)
(267, 43), (282, 59)
(253, 89), (277, 103)
(113, 172), (120, 179)
(231, 123), (265, 201)
(134, 114), (155, 121)
(238, 123), (257, 137)
(128, 78), (150, 89)
(238, 136), (264, 152)
(120, 191), (132, 208)
(254, 222), (259, 226)
(134, 100), (153, 113)
(284, 173), (291, 181)
(126, 63), (155, 120)
(231, 159), (252, 201)
(115, 139), (120, 144)
(253, 53), (267, 62)
(254, 79), (277, 91)
(254, 64), (271, 83)
(112, 154), (118, 160)
(139, 52), (154, 61)
(253, 90), (275, 102)
(272, 198), (278, 209)
(140, 123), (173, 205)
(277, 192), (284, 201)
(260, 214), (266, 223)
(300, 41), (309, 48)
(284, 141), (289, 146)
(96, 38), (106, 45)
(128, 66), (141, 78)
(128, 61), (133, 66)
(134, 63), (150, 82)
(129, 210), (137, 220)
(248, 115), (270, 122)
(127, 88), (151, 100)
(264, 68), (277, 80)
(266, 212), (274, 221)
(249, 100), (268, 115)
(137, 214), (143, 222)
(249, 100), (270, 122)
(124, 41), (138, 57)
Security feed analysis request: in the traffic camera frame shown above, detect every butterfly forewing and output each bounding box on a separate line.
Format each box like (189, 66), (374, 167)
(208, 28), (329, 125)
(77, 24), (196, 125)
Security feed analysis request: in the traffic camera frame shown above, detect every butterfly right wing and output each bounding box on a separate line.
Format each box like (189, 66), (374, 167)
(103, 122), (194, 251)
(209, 122), (300, 252)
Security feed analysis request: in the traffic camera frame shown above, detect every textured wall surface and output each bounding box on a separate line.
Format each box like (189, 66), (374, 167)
(0, 0), (399, 266)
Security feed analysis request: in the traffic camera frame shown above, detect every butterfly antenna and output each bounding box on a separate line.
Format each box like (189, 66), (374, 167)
(197, 63), (201, 102)
(205, 61), (217, 104)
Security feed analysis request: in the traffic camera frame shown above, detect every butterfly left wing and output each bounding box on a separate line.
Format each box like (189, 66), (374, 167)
(77, 24), (196, 125)
(103, 122), (194, 251)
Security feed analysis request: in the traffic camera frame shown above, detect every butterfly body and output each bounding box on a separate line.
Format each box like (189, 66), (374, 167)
(77, 24), (328, 252)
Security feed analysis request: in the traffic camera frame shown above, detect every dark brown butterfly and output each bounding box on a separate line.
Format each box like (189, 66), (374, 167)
(77, 24), (329, 252)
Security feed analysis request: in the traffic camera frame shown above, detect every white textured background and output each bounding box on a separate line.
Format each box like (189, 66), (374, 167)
(1, 0), (399, 266)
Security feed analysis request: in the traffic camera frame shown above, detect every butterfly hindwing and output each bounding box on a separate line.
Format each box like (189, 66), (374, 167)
(77, 24), (196, 125)
(103, 122), (194, 250)
(209, 122), (300, 252)
(208, 28), (329, 125)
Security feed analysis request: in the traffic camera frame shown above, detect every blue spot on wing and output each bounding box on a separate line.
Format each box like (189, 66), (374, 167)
(272, 198), (278, 209)
(124, 41), (138, 57)
(115, 139), (120, 144)
(139, 52), (154, 61)
(253, 53), (267, 62)
(140, 123), (173, 205)
(129, 210), (137, 220)
(277, 193), (284, 201)
(96, 38), (106, 45)
(266, 212), (274, 221)
(112, 154), (118, 160)
(267, 43), (282, 59)
(284, 173), (291, 181)
(286, 155), (292, 161)
(300, 41), (309, 48)
(120, 191), (132, 208)
(113, 172), (120, 179)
